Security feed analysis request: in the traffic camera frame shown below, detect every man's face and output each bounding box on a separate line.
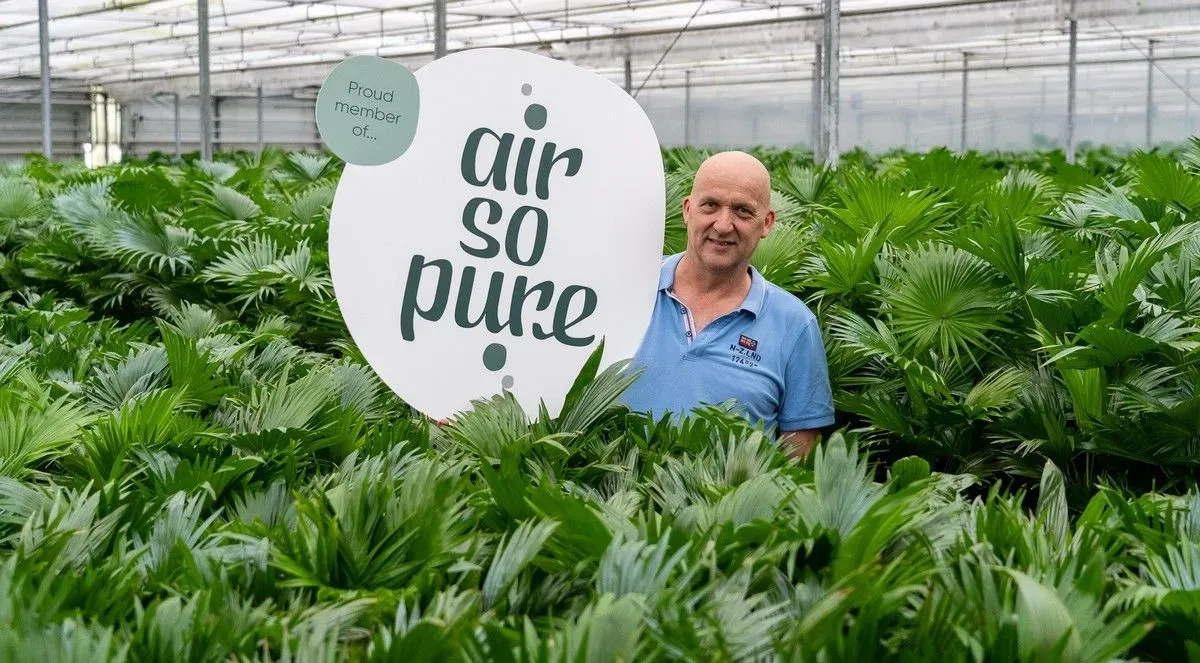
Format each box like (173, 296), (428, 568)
(683, 160), (775, 275)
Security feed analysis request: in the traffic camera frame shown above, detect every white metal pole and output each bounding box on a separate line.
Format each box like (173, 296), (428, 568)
(173, 93), (181, 158)
(812, 43), (823, 157)
(624, 51), (632, 94)
(256, 86), (264, 153)
(1146, 40), (1154, 149)
(1186, 69), (1193, 136)
(684, 70), (692, 146)
(915, 81), (924, 151)
(434, 0), (447, 59)
(960, 52), (969, 153)
(38, 0), (52, 158)
(198, 0), (212, 161)
(1066, 11), (1078, 163)
(821, 0), (840, 168)
(102, 93), (109, 164)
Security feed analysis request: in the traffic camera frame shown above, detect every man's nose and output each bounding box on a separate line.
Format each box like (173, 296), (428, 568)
(713, 208), (735, 232)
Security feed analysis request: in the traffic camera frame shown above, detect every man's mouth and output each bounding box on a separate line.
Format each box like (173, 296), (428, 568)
(708, 238), (736, 247)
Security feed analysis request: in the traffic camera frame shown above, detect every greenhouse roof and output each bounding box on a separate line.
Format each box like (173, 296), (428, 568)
(1, 0), (1198, 104)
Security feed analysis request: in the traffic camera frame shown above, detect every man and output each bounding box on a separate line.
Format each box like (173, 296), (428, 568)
(621, 151), (835, 458)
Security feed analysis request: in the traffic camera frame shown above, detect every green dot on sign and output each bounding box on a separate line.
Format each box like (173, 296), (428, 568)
(483, 343), (507, 371)
(524, 104), (547, 130)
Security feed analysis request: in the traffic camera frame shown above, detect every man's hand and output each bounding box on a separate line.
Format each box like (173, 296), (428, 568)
(779, 429), (820, 459)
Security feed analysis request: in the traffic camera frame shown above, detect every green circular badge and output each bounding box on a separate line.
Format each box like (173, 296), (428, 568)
(316, 55), (420, 166)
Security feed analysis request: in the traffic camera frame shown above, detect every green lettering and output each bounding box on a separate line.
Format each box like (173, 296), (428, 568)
(505, 205), (548, 266)
(482, 273), (511, 334)
(514, 137), (536, 196)
(399, 255), (452, 341)
(535, 143), (582, 200)
(460, 197), (503, 259)
(461, 127), (512, 191)
(451, 265), (511, 334)
(510, 276), (554, 337)
(552, 285), (597, 346)
(453, 265), (487, 329)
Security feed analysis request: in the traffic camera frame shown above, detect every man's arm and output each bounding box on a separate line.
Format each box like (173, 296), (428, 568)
(777, 315), (835, 460)
(779, 429), (820, 459)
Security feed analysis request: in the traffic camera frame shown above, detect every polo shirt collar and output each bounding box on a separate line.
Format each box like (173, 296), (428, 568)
(658, 252), (768, 318)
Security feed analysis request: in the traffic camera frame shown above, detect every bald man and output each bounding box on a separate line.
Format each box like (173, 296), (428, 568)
(621, 151), (835, 458)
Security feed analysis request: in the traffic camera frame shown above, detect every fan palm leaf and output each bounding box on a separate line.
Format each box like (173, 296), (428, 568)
(1132, 152), (1200, 216)
(0, 388), (95, 479)
(830, 170), (950, 244)
(878, 242), (1012, 360)
(279, 153), (338, 185)
(0, 179), (46, 237)
(775, 161), (837, 207)
(751, 220), (814, 292)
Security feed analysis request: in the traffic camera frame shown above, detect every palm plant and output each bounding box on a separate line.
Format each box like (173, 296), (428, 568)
(0, 146), (1195, 659)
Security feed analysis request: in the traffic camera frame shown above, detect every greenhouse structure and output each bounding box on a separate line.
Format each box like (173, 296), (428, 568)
(8, 2), (1200, 662)
(4, 0), (1199, 162)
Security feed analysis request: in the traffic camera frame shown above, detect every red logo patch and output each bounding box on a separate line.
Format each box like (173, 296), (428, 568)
(738, 335), (758, 351)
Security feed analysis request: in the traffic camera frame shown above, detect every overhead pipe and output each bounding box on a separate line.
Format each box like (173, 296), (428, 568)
(30, 0), (1090, 76)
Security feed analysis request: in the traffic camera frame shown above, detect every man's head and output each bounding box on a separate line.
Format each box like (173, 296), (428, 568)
(682, 151), (775, 278)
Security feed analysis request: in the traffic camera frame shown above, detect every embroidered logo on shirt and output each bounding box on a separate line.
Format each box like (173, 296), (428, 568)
(738, 335), (758, 351)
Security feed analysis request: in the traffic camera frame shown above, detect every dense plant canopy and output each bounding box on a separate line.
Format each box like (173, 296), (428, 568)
(0, 143), (1199, 660)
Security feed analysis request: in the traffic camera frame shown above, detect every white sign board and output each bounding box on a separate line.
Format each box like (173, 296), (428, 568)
(327, 48), (665, 420)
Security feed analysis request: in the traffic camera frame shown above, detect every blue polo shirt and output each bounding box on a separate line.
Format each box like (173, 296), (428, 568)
(621, 253), (836, 434)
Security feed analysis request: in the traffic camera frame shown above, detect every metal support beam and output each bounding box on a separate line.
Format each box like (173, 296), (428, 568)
(198, 0), (212, 161)
(173, 93), (181, 158)
(434, 0), (447, 59)
(812, 43), (823, 155)
(10, 0), (1196, 70)
(915, 82), (924, 150)
(1066, 9), (1077, 164)
(1187, 69), (1193, 136)
(256, 86), (264, 153)
(101, 93), (109, 165)
(820, 0), (839, 168)
(683, 70), (692, 146)
(960, 52), (969, 153)
(38, 0), (52, 158)
(623, 51), (632, 94)
(1146, 39), (1155, 149)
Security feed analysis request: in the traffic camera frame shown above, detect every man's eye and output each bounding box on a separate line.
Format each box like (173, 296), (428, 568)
(737, 208), (752, 217)
(701, 201), (717, 210)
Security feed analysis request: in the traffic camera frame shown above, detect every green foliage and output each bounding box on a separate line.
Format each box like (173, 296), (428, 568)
(0, 145), (1196, 659)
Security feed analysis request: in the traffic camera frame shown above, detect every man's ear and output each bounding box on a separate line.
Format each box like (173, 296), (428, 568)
(682, 195), (692, 224)
(762, 209), (776, 237)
